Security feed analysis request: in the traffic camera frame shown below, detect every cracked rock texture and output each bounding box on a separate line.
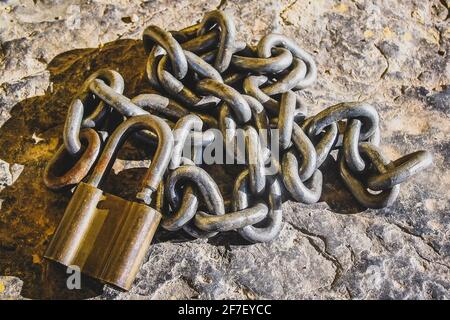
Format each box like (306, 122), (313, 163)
(0, 0), (449, 299)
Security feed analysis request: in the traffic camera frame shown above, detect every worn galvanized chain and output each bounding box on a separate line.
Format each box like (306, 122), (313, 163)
(44, 9), (432, 244)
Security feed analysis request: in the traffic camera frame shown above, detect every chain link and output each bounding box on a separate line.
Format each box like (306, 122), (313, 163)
(44, 9), (432, 243)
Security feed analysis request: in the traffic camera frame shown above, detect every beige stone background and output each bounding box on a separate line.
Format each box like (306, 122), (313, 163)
(0, 0), (449, 299)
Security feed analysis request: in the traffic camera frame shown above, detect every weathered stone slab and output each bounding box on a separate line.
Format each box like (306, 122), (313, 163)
(0, 0), (448, 299)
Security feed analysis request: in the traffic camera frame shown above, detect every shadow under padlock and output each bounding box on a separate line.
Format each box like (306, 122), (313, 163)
(44, 114), (173, 290)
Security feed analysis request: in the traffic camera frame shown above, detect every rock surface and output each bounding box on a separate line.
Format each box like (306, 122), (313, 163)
(0, 0), (449, 299)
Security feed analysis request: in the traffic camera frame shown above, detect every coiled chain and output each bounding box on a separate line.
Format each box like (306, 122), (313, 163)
(44, 10), (432, 243)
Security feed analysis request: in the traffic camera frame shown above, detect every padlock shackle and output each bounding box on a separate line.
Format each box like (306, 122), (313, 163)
(87, 115), (174, 205)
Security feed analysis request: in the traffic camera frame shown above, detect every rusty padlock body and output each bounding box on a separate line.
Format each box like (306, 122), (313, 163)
(45, 114), (174, 290)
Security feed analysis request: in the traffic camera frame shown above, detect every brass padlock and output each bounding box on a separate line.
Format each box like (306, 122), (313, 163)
(44, 114), (173, 290)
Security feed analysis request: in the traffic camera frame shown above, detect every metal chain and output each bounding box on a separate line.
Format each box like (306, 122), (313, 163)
(43, 9), (432, 243)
